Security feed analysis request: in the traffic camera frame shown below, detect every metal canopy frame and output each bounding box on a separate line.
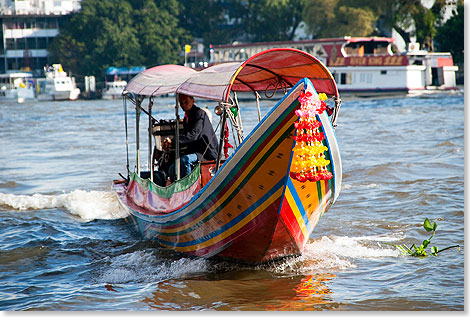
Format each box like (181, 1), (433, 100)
(122, 48), (342, 182)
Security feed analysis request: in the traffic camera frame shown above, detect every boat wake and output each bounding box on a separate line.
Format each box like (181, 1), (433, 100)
(0, 190), (127, 221)
(267, 234), (402, 274)
(0, 190), (402, 279)
(98, 233), (403, 284)
(97, 250), (209, 284)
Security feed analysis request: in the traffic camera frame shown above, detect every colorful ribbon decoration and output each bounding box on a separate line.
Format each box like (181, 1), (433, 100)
(290, 91), (333, 182)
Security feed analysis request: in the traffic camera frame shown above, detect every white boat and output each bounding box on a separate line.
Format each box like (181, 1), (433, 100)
(103, 66), (146, 99)
(326, 40), (459, 96)
(101, 80), (126, 99)
(36, 64), (81, 101)
(209, 37), (459, 96)
(0, 72), (36, 103)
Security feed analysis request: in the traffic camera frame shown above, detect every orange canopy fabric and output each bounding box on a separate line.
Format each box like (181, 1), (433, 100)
(125, 48), (338, 101)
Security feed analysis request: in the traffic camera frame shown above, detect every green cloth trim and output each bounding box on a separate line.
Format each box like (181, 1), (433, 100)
(130, 163), (201, 198)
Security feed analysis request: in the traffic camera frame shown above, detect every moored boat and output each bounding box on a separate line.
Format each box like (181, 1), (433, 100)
(36, 64), (80, 101)
(0, 72), (36, 103)
(102, 66), (146, 100)
(113, 48), (342, 264)
(102, 80), (127, 100)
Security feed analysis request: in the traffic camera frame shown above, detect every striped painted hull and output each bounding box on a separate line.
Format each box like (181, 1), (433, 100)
(114, 78), (342, 264)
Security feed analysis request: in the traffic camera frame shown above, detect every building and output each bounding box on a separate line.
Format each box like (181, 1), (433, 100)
(0, 0), (81, 75)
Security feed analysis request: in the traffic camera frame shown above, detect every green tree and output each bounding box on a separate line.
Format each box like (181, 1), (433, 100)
(49, 0), (142, 77)
(400, 0), (446, 51)
(302, 0), (337, 38)
(435, 0), (464, 64)
(379, 0), (448, 51)
(48, 34), (87, 76)
(135, 0), (191, 67)
(90, 0), (143, 70)
(302, 0), (451, 51)
(302, 0), (376, 38)
(181, 0), (306, 44)
(241, 0), (306, 41)
(334, 5), (376, 37)
(48, 0), (189, 78)
(180, 0), (240, 45)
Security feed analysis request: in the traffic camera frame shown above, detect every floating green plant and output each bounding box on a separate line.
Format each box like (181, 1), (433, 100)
(390, 218), (460, 257)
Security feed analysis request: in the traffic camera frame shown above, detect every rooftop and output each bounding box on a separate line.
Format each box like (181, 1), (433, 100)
(0, 0), (81, 16)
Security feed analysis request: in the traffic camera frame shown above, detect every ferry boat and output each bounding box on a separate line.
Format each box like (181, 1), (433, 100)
(0, 72), (36, 103)
(209, 37), (459, 96)
(36, 64), (81, 101)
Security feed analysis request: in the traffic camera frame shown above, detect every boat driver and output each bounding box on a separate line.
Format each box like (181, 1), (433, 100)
(164, 93), (219, 184)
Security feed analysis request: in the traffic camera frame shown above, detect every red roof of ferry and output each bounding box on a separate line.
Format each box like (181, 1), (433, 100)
(210, 37), (394, 49)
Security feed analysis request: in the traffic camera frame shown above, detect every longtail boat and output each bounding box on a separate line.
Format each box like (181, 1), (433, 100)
(113, 48), (342, 264)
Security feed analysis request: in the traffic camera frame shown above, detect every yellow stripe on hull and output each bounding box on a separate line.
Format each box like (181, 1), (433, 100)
(285, 185), (309, 239)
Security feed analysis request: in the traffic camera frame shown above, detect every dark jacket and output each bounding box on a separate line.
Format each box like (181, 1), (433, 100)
(179, 105), (219, 161)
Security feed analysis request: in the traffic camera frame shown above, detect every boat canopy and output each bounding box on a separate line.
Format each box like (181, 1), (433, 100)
(124, 48), (338, 102)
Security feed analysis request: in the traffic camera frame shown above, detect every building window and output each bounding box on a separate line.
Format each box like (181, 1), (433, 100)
(7, 58), (17, 70)
(332, 72), (352, 85)
(6, 38), (15, 49)
(17, 19), (25, 29)
(380, 70), (387, 75)
(36, 18), (47, 29)
(17, 58), (26, 70)
(27, 38), (37, 49)
(17, 38), (26, 49)
(37, 37), (47, 49)
(47, 19), (58, 29)
(29, 19), (37, 29)
(340, 73), (352, 85)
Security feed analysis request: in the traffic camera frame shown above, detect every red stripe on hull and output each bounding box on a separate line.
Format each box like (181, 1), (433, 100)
(279, 196), (306, 248)
(261, 217), (301, 262)
(206, 196), (284, 264)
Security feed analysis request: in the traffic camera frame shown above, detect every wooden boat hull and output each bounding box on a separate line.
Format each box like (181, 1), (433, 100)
(114, 78), (341, 264)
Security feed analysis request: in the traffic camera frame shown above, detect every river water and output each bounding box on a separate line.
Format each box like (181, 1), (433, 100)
(0, 90), (464, 311)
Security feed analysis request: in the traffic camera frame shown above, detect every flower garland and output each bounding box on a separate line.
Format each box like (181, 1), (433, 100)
(290, 91), (333, 182)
